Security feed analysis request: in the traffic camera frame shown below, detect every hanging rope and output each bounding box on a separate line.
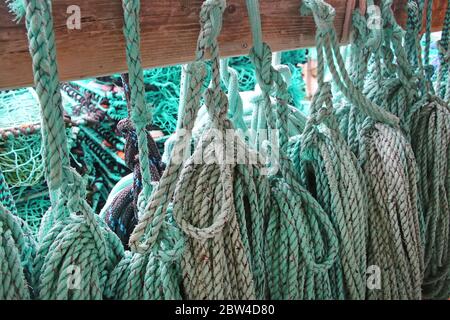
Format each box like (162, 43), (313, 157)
(402, 0), (450, 300)
(435, 1), (450, 100)
(304, 0), (424, 299)
(245, 0), (340, 300)
(220, 59), (250, 135)
(220, 57), (269, 299)
(168, 0), (271, 299)
(104, 72), (165, 248)
(290, 26), (369, 298)
(104, 0), (185, 300)
(22, 0), (124, 299)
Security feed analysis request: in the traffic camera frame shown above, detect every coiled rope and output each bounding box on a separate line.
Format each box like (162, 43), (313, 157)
(168, 0), (271, 299)
(23, 0), (124, 299)
(0, 169), (36, 299)
(289, 24), (368, 298)
(403, 0), (450, 299)
(245, 0), (340, 300)
(104, 0), (184, 300)
(220, 57), (269, 299)
(304, 0), (424, 299)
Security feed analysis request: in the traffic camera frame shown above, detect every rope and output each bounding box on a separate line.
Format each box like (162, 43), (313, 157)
(290, 33), (369, 298)
(435, 1), (450, 99)
(403, 0), (450, 300)
(220, 57), (270, 299)
(167, 0), (272, 299)
(104, 0), (184, 300)
(304, 0), (424, 299)
(220, 59), (249, 135)
(103, 72), (165, 248)
(246, 0), (340, 299)
(23, 0), (124, 299)
(0, 169), (36, 299)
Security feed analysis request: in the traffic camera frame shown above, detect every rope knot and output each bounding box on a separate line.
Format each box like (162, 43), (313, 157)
(249, 42), (274, 92)
(196, 0), (226, 59)
(302, 0), (336, 35)
(302, 82), (337, 149)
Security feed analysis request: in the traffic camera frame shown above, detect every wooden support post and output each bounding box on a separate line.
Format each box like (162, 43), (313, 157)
(0, 0), (447, 90)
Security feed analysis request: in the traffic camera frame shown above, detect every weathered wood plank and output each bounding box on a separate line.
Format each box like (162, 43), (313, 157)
(0, 0), (447, 89)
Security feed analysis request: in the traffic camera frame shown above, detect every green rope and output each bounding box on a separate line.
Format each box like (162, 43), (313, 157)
(170, 0), (268, 299)
(104, 0), (184, 300)
(220, 58), (249, 134)
(403, 0), (450, 300)
(0, 169), (36, 299)
(290, 30), (368, 298)
(23, 0), (123, 300)
(435, 1), (450, 100)
(304, 0), (424, 299)
(247, 0), (339, 299)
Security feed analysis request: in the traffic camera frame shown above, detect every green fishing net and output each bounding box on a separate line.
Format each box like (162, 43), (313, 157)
(0, 89), (45, 189)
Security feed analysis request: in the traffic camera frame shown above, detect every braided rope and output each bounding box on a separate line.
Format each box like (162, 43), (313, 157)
(103, 0), (186, 300)
(0, 170), (36, 299)
(386, 0), (450, 300)
(403, 0), (450, 299)
(220, 58), (268, 299)
(220, 59), (249, 135)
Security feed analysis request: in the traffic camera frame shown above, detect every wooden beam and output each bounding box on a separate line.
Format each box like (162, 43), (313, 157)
(0, 0), (447, 90)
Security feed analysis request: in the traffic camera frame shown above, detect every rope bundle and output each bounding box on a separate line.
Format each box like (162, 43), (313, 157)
(103, 72), (165, 248)
(3, 0), (449, 301)
(304, 0), (424, 299)
(357, 0), (450, 299)
(293, 16), (369, 299)
(23, 0), (124, 299)
(0, 170), (35, 299)
(220, 59), (269, 299)
(104, 0), (185, 300)
(408, 95), (450, 299)
(402, 0), (450, 299)
(168, 0), (271, 300)
(290, 79), (368, 299)
(245, 0), (340, 300)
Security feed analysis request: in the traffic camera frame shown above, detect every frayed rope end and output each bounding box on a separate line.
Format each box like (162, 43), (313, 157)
(6, 0), (26, 23)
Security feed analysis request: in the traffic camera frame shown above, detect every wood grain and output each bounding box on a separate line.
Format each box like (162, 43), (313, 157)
(0, 0), (447, 89)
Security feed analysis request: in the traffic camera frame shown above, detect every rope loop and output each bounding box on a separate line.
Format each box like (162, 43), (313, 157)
(248, 43), (274, 92)
(302, 0), (336, 35)
(128, 62), (206, 254)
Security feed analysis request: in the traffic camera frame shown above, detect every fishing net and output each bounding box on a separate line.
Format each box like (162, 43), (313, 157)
(0, 89), (45, 189)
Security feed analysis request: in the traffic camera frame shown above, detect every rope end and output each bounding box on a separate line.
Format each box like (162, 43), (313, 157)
(6, 0), (26, 23)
